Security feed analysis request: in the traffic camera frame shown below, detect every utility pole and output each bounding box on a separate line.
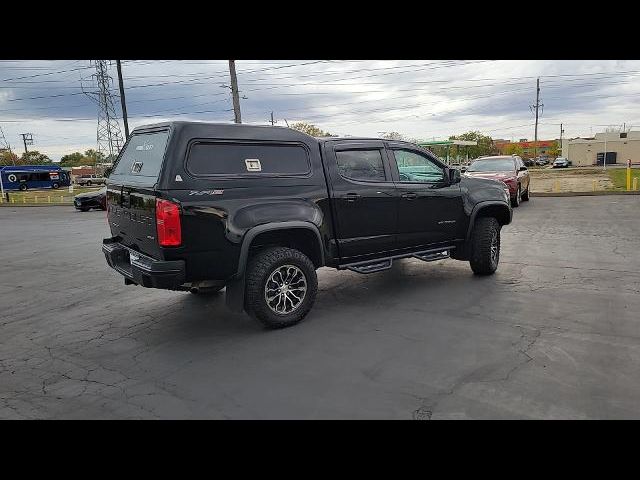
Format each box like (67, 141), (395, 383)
(559, 123), (563, 157)
(530, 78), (543, 159)
(20, 133), (33, 154)
(228, 60), (242, 124)
(270, 112), (275, 126)
(116, 60), (130, 140)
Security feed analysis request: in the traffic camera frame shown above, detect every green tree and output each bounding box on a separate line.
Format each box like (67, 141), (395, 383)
(290, 122), (334, 137)
(0, 150), (19, 166)
(381, 131), (405, 140)
(59, 152), (85, 167)
(504, 143), (524, 156)
(19, 150), (52, 165)
(545, 141), (560, 158)
(84, 149), (105, 165)
(449, 131), (497, 159)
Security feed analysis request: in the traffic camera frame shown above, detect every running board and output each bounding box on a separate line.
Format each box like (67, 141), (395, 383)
(347, 259), (392, 274)
(341, 246), (455, 274)
(413, 249), (450, 262)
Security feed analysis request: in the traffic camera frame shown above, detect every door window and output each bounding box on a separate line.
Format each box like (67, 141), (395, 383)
(393, 149), (444, 183)
(335, 149), (387, 182)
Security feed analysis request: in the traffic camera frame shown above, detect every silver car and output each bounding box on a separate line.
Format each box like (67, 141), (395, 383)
(76, 174), (106, 186)
(552, 157), (570, 168)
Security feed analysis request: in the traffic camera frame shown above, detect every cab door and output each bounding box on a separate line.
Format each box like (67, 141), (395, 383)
(387, 144), (465, 250)
(322, 140), (398, 261)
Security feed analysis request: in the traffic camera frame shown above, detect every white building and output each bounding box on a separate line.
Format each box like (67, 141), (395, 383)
(566, 131), (640, 167)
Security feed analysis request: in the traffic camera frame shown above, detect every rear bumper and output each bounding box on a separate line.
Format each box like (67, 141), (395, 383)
(102, 238), (185, 290)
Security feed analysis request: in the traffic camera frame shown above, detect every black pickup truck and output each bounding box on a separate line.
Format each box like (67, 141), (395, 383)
(103, 122), (512, 328)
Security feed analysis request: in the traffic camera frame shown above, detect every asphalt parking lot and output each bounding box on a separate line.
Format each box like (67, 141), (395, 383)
(1, 196), (640, 419)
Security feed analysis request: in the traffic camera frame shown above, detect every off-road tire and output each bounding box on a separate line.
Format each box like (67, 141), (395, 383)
(511, 185), (521, 207)
(245, 246), (318, 329)
(522, 185), (530, 201)
(469, 217), (501, 276)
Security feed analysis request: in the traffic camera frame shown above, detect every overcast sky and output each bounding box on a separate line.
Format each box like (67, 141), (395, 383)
(1, 60), (639, 161)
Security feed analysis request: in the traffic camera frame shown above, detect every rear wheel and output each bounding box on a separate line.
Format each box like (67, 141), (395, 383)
(469, 217), (501, 276)
(245, 246), (318, 329)
(52, 182), (59, 189)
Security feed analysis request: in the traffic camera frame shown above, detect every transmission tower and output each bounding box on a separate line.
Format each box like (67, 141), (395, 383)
(0, 126), (11, 152)
(82, 61), (124, 159)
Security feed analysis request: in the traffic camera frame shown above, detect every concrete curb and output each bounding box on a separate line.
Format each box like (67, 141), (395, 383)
(532, 191), (640, 197)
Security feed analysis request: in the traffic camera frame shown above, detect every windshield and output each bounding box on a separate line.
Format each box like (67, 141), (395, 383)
(468, 159), (515, 172)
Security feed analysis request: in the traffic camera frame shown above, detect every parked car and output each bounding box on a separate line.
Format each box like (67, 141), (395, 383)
(74, 186), (106, 211)
(77, 174), (106, 186)
(523, 158), (535, 167)
(552, 157), (570, 168)
(462, 155), (530, 207)
(102, 122), (512, 329)
(534, 157), (549, 166)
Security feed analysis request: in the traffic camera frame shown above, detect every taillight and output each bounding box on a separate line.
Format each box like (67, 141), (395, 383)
(156, 198), (182, 247)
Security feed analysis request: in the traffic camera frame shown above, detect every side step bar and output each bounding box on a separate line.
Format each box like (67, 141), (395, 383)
(347, 259), (392, 274)
(342, 246), (454, 274)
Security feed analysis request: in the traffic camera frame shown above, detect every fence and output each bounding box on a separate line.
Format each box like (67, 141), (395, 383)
(0, 192), (75, 205)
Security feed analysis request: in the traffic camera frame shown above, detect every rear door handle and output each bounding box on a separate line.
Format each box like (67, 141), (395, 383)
(342, 193), (361, 202)
(401, 192), (418, 200)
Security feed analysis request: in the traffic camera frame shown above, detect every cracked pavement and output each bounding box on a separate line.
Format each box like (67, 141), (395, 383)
(1, 196), (640, 419)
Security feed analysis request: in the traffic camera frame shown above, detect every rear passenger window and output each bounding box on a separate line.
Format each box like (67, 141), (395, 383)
(187, 142), (310, 176)
(335, 149), (387, 182)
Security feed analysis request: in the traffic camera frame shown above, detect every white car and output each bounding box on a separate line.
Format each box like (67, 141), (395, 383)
(552, 157), (570, 168)
(76, 174), (106, 186)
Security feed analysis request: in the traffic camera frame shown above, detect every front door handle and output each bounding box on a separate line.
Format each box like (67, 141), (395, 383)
(401, 192), (418, 200)
(342, 193), (361, 202)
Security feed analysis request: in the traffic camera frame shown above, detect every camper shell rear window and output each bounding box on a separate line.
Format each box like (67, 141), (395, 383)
(110, 129), (170, 186)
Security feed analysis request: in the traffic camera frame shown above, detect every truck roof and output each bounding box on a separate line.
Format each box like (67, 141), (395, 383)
(131, 121), (411, 146)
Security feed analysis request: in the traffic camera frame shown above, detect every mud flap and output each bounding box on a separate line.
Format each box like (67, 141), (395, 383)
(225, 274), (246, 313)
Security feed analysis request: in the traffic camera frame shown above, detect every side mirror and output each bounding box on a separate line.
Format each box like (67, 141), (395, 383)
(448, 168), (461, 184)
(519, 166), (528, 171)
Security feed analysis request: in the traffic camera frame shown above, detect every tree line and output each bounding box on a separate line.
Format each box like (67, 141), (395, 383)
(289, 122), (558, 159)
(0, 150), (51, 166)
(0, 148), (114, 167)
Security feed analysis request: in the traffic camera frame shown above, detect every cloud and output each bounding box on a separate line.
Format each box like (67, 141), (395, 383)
(1, 60), (639, 159)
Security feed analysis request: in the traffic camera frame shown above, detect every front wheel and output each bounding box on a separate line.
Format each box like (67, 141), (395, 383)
(52, 182), (60, 189)
(521, 184), (530, 201)
(19, 184), (27, 191)
(86, 181), (92, 186)
(511, 185), (521, 207)
(469, 217), (501, 276)
(245, 247), (318, 329)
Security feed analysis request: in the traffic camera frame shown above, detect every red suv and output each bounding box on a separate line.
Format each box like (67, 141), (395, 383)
(463, 156), (531, 207)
